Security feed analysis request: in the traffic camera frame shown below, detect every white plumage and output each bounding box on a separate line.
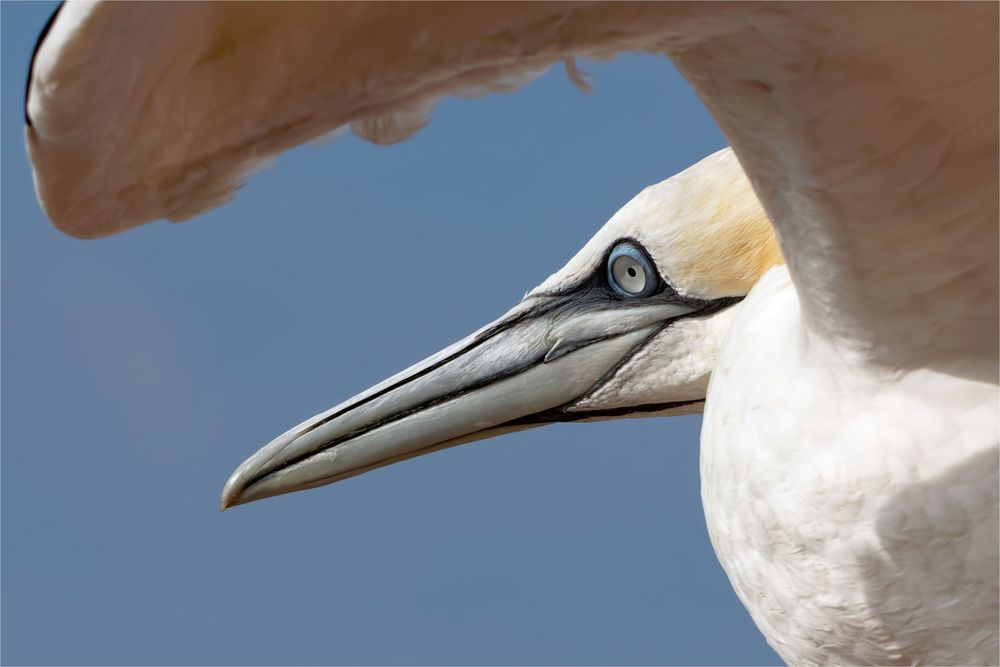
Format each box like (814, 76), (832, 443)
(705, 265), (998, 664)
(25, 3), (999, 664)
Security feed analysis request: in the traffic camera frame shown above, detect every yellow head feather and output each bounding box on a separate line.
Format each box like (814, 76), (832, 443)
(533, 148), (783, 299)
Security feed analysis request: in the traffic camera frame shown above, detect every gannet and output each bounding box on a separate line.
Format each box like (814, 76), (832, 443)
(25, 3), (999, 665)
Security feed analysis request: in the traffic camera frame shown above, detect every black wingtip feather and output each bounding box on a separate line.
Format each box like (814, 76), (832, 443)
(25, 2), (65, 127)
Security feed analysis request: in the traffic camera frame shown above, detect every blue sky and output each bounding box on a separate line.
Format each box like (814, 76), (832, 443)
(2, 3), (780, 664)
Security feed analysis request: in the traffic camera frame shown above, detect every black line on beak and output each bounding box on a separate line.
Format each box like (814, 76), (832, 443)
(503, 398), (706, 425)
(285, 295), (568, 443)
(244, 294), (742, 491)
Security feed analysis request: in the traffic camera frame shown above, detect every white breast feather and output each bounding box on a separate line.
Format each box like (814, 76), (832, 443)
(702, 267), (1000, 665)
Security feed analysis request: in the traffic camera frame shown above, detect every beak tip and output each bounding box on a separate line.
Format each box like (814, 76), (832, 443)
(219, 491), (236, 512)
(220, 471), (248, 512)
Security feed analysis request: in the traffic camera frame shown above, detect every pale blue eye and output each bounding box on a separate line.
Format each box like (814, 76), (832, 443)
(607, 242), (658, 298)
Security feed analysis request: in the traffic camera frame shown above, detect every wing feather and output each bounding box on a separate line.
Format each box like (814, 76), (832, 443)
(27, 3), (997, 368)
(26, 1), (696, 238)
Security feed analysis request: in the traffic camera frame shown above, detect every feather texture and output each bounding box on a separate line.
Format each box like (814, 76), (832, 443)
(24, 3), (999, 664)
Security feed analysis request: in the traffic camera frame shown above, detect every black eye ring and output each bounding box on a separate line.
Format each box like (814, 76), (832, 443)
(606, 241), (659, 298)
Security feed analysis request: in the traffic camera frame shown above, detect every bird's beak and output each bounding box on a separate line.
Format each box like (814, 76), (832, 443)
(221, 291), (708, 509)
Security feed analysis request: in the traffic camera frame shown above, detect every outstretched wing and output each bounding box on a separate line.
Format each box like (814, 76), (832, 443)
(27, 2), (997, 366)
(26, 2), (695, 238)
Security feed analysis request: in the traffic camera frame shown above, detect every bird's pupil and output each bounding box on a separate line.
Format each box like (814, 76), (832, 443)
(627, 267), (636, 277)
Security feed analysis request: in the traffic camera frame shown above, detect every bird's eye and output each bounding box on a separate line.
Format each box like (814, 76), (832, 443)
(607, 242), (658, 298)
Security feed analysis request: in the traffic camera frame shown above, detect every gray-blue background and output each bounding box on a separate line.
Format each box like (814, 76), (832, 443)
(2, 3), (780, 664)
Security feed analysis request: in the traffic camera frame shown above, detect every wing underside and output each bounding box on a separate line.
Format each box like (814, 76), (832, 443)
(26, 2), (998, 366)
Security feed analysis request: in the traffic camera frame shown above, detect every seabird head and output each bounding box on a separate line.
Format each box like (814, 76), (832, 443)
(221, 148), (782, 509)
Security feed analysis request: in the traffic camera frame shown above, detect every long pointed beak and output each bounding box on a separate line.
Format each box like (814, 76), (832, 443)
(221, 291), (708, 509)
